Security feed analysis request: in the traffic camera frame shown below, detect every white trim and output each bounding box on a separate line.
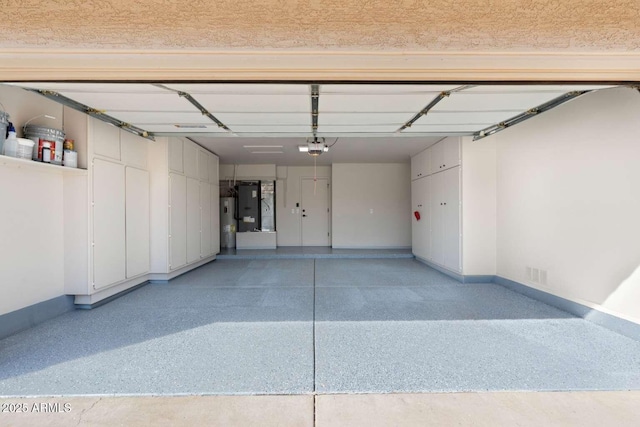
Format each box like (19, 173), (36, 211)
(1, 50), (639, 81)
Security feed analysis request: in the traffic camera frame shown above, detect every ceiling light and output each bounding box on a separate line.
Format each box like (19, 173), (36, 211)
(243, 145), (283, 148)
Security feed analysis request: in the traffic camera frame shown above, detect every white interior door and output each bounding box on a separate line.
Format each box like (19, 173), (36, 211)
(93, 159), (126, 289)
(301, 178), (330, 246)
(125, 167), (150, 278)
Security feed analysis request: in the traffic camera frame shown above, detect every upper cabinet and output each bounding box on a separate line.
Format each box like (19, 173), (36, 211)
(92, 119), (121, 161)
(121, 131), (148, 169)
(430, 138), (461, 174)
(411, 148), (430, 181)
(168, 137), (184, 173)
(198, 149), (209, 182)
(183, 140), (198, 178)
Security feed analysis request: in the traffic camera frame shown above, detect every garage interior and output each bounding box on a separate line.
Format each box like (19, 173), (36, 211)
(1, 81), (639, 399)
(1, 0), (640, 424)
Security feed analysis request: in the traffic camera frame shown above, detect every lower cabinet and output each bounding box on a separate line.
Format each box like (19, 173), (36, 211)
(169, 173), (187, 270)
(411, 175), (430, 260)
(93, 159), (126, 290)
(200, 182), (212, 257)
(125, 167), (150, 278)
(92, 160), (150, 290)
(186, 177), (201, 264)
(412, 166), (461, 273)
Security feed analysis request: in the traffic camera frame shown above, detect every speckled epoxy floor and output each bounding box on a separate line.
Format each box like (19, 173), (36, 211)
(1, 258), (640, 396)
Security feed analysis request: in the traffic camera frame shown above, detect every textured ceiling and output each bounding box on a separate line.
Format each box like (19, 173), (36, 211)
(1, 0), (638, 52)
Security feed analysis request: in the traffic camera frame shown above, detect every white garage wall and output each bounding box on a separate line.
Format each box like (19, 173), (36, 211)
(0, 85), (65, 315)
(332, 163), (411, 248)
(494, 87), (640, 323)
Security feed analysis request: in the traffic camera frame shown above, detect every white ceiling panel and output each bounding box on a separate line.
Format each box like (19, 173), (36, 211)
(433, 92), (567, 112)
(215, 113), (310, 126)
(317, 124), (401, 133)
(58, 92), (195, 112)
(320, 84), (459, 94)
(194, 94), (310, 113)
(465, 85), (615, 93)
(414, 111), (521, 126)
(108, 111), (213, 125)
(320, 94), (436, 113)
(229, 125), (311, 133)
(402, 124), (483, 133)
(319, 112), (412, 125)
(141, 124), (229, 133)
(163, 84), (310, 94)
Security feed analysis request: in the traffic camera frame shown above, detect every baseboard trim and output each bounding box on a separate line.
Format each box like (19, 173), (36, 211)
(494, 276), (640, 342)
(0, 295), (75, 340)
(148, 256), (217, 284)
(415, 257), (464, 282)
(74, 281), (150, 310)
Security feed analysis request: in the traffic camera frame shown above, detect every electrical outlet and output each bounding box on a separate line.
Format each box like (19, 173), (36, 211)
(369, 209), (374, 214)
(540, 270), (548, 285)
(532, 268), (540, 282)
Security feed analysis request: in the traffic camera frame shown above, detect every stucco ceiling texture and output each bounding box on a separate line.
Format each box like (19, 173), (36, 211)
(1, 0), (639, 52)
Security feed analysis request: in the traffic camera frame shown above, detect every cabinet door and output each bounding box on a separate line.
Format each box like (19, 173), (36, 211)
(184, 141), (199, 179)
(169, 173), (187, 270)
(198, 150), (209, 182)
(93, 159), (126, 289)
(125, 167), (150, 278)
(92, 119), (121, 160)
(169, 137), (184, 173)
(411, 149), (430, 181)
(209, 153), (219, 184)
(211, 183), (220, 254)
(121, 131), (148, 169)
(442, 167), (461, 272)
(442, 138), (461, 171)
(430, 141), (444, 175)
(200, 181), (212, 257)
(429, 172), (444, 265)
(186, 177), (201, 263)
(411, 176), (430, 260)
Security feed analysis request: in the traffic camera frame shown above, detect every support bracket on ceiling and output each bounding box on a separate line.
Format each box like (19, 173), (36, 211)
(396, 85), (475, 133)
(311, 84), (319, 137)
(473, 90), (590, 141)
(28, 89), (155, 141)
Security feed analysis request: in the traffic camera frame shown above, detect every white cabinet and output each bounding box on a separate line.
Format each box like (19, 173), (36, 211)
(430, 138), (461, 174)
(125, 167), (150, 278)
(211, 183), (220, 254)
(200, 181), (212, 257)
(411, 138), (462, 274)
(429, 167), (461, 272)
(411, 148), (430, 181)
(198, 149), (209, 182)
(92, 120), (121, 161)
(169, 173), (187, 270)
(153, 137), (219, 276)
(411, 176), (430, 260)
(121, 132), (148, 169)
(169, 137), (184, 173)
(92, 159), (126, 289)
(442, 167), (461, 271)
(184, 141), (198, 178)
(186, 177), (201, 263)
(209, 153), (219, 184)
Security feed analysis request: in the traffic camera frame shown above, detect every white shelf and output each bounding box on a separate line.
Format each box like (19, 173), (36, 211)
(0, 154), (87, 175)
